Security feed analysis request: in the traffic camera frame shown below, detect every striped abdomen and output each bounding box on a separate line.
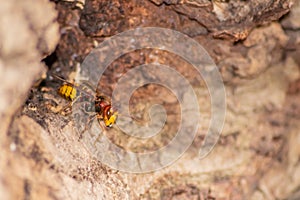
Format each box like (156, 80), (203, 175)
(58, 84), (77, 101)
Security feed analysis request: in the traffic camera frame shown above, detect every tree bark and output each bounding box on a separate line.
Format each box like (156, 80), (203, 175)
(1, 0), (300, 199)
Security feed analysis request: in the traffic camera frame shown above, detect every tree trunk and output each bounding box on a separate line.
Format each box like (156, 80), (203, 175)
(1, 0), (300, 199)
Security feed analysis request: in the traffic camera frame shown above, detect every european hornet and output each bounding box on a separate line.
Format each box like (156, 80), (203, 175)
(53, 74), (118, 128)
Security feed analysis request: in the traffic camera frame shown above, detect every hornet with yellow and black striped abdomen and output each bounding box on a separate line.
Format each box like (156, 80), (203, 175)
(53, 74), (118, 128)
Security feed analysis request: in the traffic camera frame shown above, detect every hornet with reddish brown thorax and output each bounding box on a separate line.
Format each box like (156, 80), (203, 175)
(53, 74), (118, 128)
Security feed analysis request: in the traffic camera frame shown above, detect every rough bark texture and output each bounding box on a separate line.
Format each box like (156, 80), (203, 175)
(1, 0), (300, 199)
